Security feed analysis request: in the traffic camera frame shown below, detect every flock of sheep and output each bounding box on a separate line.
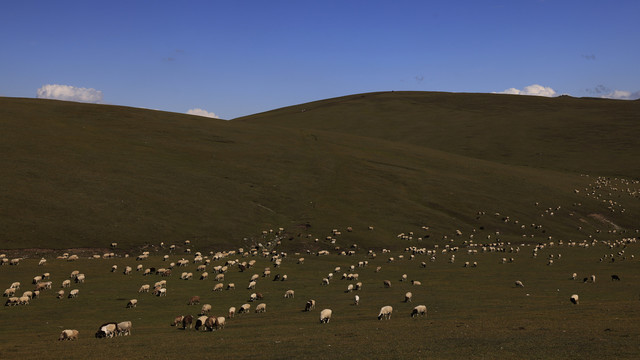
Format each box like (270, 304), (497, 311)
(2, 173), (639, 348)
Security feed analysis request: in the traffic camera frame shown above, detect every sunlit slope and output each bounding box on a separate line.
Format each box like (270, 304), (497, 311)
(0, 96), (637, 250)
(236, 91), (640, 178)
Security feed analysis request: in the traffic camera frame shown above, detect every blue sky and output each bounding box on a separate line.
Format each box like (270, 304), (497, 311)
(1, 0), (638, 119)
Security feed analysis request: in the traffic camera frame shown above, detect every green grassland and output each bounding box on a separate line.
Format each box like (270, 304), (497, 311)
(1, 239), (639, 359)
(1, 92), (639, 251)
(1, 92), (639, 358)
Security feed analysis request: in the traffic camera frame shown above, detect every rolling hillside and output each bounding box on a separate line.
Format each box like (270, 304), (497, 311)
(1, 93), (638, 251)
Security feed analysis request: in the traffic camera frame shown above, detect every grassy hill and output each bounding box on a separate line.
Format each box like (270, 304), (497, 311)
(1, 93), (639, 251)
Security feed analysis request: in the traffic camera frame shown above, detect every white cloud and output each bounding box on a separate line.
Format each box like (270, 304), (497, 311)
(600, 90), (640, 100)
(36, 84), (103, 103)
(497, 84), (557, 97)
(187, 108), (219, 119)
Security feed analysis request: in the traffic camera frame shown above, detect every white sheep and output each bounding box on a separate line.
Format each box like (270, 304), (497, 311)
(248, 281), (256, 289)
(58, 329), (79, 341)
(139, 284), (150, 293)
(404, 292), (412, 303)
(57, 290), (64, 299)
(378, 305), (393, 320)
(411, 305), (427, 318)
(228, 306), (236, 318)
(515, 280), (524, 288)
(200, 304), (212, 315)
(255, 303), (267, 313)
(212, 283), (224, 291)
(215, 316), (226, 330)
(570, 294), (579, 304)
(354, 295), (360, 306)
(239, 303), (251, 314)
(62, 280), (71, 288)
(320, 309), (332, 323)
(68, 289), (79, 298)
(305, 299), (316, 311)
(126, 299), (137, 308)
(284, 289), (295, 298)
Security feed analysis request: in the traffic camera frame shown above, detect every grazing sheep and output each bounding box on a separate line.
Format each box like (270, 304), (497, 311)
(126, 299), (137, 308)
(228, 307), (236, 318)
(204, 316), (216, 331)
(39, 258), (47, 266)
(346, 284), (354, 293)
(138, 284), (150, 293)
(354, 295), (359, 306)
(571, 272), (577, 280)
(33, 275), (42, 284)
(378, 305), (393, 320)
(239, 303), (251, 314)
(611, 274), (621, 281)
(117, 321), (132, 336)
(188, 296), (200, 305)
(411, 280), (422, 286)
(215, 274), (225, 282)
(255, 303), (267, 313)
(57, 290), (65, 299)
(153, 287), (167, 296)
(355, 282), (363, 291)
(3, 288), (15, 297)
(404, 292), (412, 303)
(383, 280), (392, 288)
(400, 274), (407, 282)
(200, 272), (209, 280)
(590, 275), (596, 283)
(248, 281), (257, 289)
(70, 270), (79, 278)
(171, 315), (184, 327)
(215, 316), (226, 330)
(96, 323), (117, 338)
(411, 305), (427, 318)
(5, 297), (19, 306)
(68, 289), (79, 298)
(570, 294), (579, 304)
(320, 309), (332, 323)
(62, 280), (71, 288)
(284, 289), (295, 298)
(10, 282), (20, 290)
(21, 291), (32, 300)
(250, 274), (260, 282)
(226, 283), (235, 290)
(298, 257), (305, 264)
(212, 283), (224, 291)
(515, 280), (524, 288)
(18, 296), (30, 305)
(182, 315), (193, 329)
(322, 278), (330, 286)
(281, 274), (288, 281)
(58, 329), (79, 341)
(305, 299), (316, 312)
(111, 265), (118, 272)
(195, 316), (209, 331)
(123, 266), (132, 275)
(200, 304), (212, 315)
